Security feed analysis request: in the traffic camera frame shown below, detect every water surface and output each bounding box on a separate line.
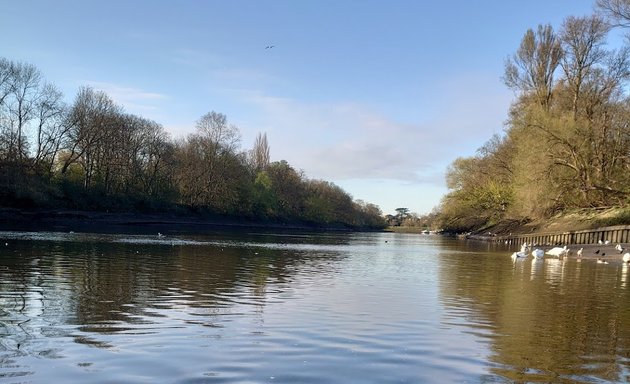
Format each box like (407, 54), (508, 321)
(0, 230), (629, 383)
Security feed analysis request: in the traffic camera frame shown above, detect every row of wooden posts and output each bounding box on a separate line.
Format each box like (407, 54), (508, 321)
(466, 225), (630, 247)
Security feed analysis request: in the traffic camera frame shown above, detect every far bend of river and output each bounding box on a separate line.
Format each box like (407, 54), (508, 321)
(1, 230), (630, 383)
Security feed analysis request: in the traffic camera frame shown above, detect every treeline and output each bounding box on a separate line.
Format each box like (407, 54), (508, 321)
(438, 1), (630, 232)
(0, 57), (385, 229)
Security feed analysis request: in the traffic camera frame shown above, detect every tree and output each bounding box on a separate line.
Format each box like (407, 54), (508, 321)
(174, 111), (246, 213)
(266, 160), (305, 219)
(440, 10), (630, 232)
(195, 111), (240, 154)
(0, 58), (14, 108)
(32, 83), (67, 175)
(597, 0), (630, 28)
(560, 15), (611, 120)
(0, 60), (43, 163)
(0, 57), (388, 228)
(503, 24), (563, 109)
(61, 86), (121, 189)
(249, 132), (270, 172)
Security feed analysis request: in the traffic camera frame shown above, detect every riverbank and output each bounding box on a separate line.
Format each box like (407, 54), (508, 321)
(468, 207), (630, 237)
(0, 208), (360, 233)
(458, 208), (630, 262)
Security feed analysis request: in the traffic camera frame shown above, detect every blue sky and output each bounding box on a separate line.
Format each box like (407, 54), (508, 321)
(2, 0), (598, 215)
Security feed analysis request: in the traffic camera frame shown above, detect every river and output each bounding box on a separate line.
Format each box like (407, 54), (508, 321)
(0, 229), (629, 383)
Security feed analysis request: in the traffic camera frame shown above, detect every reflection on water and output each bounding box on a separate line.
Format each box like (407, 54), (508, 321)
(0, 231), (629, 383)
(439, 243), (630, 383)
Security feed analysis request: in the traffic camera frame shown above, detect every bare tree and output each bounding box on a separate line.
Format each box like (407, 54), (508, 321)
(560, 15), (610, 119)
(250, 132), (270, 172)
(0, 61), (42, 162)
(504, 24), (563, 108)
(32, 83), (67, 174)
(597, 0), (630, 27)
(0, 58), (14, 107)
(61, 87), (121, 188)
(174, 111), (245, 212)
(195, 111), (240, 154)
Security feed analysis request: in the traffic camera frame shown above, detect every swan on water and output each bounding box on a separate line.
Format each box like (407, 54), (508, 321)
(511, 251), (528, 259)
(623, 252), (630, 263)
(546, 245), (568, 257)
(576, 248), (583, 258)
(531, 249), (544, 259)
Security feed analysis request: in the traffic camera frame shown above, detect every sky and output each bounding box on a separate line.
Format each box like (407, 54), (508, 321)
(1, 0), (599, 216)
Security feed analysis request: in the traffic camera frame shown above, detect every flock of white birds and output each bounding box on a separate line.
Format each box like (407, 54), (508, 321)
(510, 241), (630, 264)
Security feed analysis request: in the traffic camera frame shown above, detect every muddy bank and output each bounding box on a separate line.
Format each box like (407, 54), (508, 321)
(0, 208), (356, 233)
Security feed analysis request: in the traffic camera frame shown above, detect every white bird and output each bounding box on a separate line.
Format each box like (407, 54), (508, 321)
(597, 258), (609, 264)
(546, 245), (568, 257)
(577, 248), (583, 258)
(520, 242), (530, 253)
(615, 244), (624, 253)
(157, 232), (165, 238)
(623, 252), (630, 263)
(511, 251), (528, 259)
(532, 249), (544, 259)
(598, 240), (604, 245)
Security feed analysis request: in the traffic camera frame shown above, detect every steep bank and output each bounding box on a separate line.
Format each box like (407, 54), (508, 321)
(462, 207), (630, 262)
(468, 207), (630, 237)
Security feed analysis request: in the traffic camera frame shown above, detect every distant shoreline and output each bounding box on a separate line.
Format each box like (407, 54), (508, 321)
(0, 208), (358, 233)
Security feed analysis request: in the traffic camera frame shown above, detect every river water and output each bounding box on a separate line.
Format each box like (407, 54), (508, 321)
(0, 229), (629, 383)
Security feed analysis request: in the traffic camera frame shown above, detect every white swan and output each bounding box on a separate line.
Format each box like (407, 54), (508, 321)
(511, 251), (528, 259)
(576, 248), (583, 257)
(597, 258), (609, 264)
(623, 252), (630, 263)
(520, 242), (530, 253)
(531, 248), (544, 259)
(546, 245), (568, 257)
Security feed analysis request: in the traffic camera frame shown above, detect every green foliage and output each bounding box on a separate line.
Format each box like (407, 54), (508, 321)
(0, 57), (385, 230)
(592, 208), (630, 227)
(438, 11), (630, 233)
(251, 171), (278, 218)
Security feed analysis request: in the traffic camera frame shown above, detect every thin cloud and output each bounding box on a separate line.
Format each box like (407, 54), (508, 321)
(84, 81), (168, 116)
(237, 76), (511, 187)
(170, 48), (225, 69)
